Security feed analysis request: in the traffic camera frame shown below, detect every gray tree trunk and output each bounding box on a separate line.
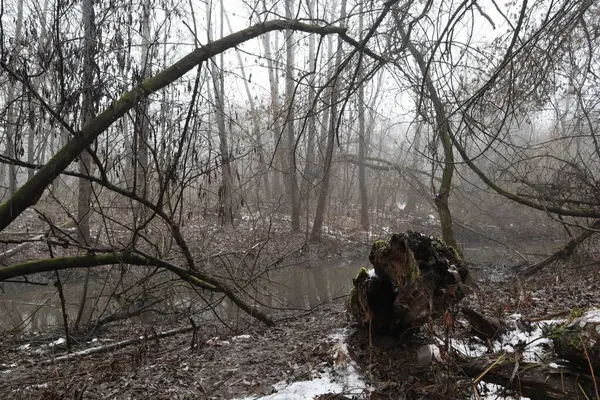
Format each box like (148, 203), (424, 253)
(262, 32), (284, 201)
(224, 11), (270, 203)
(78, 0), (96, 248)
(212, 0), (234, 225)
(300, 0), (318, 210)
(311, 0), (347, 241)
(357, 3), (369, 231)
(134, 0), (152, 212)
(4, 0), (24, 196)
(405, 119), (423, 213)
(284, 0), (301, 232)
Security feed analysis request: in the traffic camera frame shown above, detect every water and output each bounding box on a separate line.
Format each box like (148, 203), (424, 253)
(0, 257), (367, 333)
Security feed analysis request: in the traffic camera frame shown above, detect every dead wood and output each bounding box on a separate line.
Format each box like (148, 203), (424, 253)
(460, 356), (595, 399)
(462, 307), (507, 341)
(347, 231), (472, 336)
(550, 312), (600, 372)
(34, 325), (195, 367)
(522, 218), (600, 276)
(0, 226), (77, 263)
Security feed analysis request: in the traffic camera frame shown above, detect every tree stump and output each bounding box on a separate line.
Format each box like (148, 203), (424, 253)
(347, 231), (472, 336)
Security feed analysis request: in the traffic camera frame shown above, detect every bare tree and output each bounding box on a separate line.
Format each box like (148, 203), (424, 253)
(284, 0), (301, 232)
(133, 0), (152, 215)
(357, 1), (369, 231)
(2, 0), (24, 197)
(311, 0), (348, 241)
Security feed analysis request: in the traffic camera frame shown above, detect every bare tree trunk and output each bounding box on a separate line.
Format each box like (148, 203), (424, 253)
(29, 0), (53, 171)
(300, 0), (318, 209)
(357, 3), (369, 231)
(284, 0), (300, 232)
(212, 0), (234, 225)
(262, 32), (284, 201)
(73, 0), (97, 330)
(224, 11), (270, 203)
(78, 0), (95, 248)
(315, 29), (334, 182)
(405, 119), (423, 213)
(523, 219), (600, 276)
(134, 0), (152, 215)
(397, 22), (459, 251)
(311, 0), (347, 241)
(4, 0), (24, 196)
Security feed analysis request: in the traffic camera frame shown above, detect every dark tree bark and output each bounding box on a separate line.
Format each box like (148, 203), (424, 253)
(347, 231), (471, 336)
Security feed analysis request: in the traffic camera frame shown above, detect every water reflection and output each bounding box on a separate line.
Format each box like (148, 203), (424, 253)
(0, 258), (367, 332)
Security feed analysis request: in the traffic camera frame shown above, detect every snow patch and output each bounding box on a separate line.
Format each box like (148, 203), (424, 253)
(570, 309), (600, 327)
(48, 337), (66, 348)
(237, 368), (368, 400)
(237, 329), (369, 400)
(474, 382), (531, 400)
(232, 334), (253, 341)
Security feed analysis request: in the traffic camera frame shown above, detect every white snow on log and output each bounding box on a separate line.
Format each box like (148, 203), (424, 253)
(492, 324), (552, 362)
(569, 309), (600, 327)
(451, 314), (567, 361)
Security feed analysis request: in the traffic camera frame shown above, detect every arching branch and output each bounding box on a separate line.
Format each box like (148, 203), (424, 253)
(449, 124), (600, 219)
(0, 20), (349, 233)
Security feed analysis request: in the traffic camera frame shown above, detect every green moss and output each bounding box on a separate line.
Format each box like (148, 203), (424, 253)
(406, 258), (421, 282)
(547, 324), (567, 339)
(352, 267), (370, 286)
(571, 307), (583, 319)
(568, 335), (581, 348)
(431, 234), (462, 261)
(372, 239), (387, 252)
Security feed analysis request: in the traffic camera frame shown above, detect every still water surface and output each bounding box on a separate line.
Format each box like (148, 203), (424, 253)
(0, 258), (366, 332)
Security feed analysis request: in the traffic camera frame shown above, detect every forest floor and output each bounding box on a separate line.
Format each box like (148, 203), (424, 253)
(1, 213), (599, 399)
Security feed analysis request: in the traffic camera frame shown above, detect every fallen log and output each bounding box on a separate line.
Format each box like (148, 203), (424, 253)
(522, 218), (600, 276)
(548, 309), (600, 373)
(347, 231), (473, 336)
(462, 307), (507, 341)
(460, 356), (596, 399)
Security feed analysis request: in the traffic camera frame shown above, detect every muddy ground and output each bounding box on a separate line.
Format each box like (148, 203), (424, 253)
(0, 216), (599, 399)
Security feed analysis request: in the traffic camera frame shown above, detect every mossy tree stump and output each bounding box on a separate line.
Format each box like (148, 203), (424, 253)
(347, 231), (471, 336)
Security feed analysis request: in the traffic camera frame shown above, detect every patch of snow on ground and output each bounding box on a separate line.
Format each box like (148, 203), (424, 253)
(48, 337), (65, 347)
(237, 369), (367, 400)
(327, 328), (348, 343)
(474, 382), (531, 400)
(446, 338), (488, 358)
(570, 309), (600, 326)
(493, 322), (552, 362)
(237, 329), (369, 400)
(232, 334), (252, 341)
